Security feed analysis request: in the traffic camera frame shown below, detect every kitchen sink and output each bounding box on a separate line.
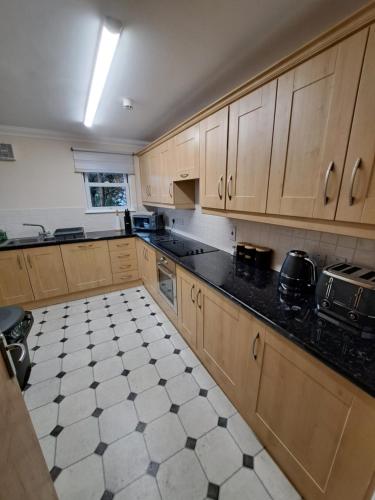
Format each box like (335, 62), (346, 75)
(3, 236), (56, 246)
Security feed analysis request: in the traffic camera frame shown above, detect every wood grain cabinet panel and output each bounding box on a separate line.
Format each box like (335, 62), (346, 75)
(108, 238), (136, 252)
(226, 80), (276, 213)
(176, 267), (198, 349)
(267, 29), (368, 220)
(23, 246), (68, 300)
(0, 250), (34, 305)
(199, 107), (229, 209)
(136, 239), (157, 294)
(139, 153), (151, 203)
(173, 124), (200, 181)
(336, 24), (375, 224)
(61, 241), (112, 293)
(158, 139), (174, 205)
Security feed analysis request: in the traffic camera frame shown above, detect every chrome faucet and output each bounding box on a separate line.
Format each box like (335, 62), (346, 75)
(23, 223), (51, 239)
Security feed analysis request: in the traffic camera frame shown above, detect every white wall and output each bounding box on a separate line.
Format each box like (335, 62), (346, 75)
(0, 130), (145, 237)
(159, 184), (375, 271)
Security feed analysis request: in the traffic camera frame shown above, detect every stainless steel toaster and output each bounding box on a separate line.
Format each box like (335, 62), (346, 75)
(316, 262), (375, 338)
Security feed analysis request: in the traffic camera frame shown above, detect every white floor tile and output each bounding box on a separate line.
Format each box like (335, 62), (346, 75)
(91, 340), (118, 362)
(155, 354), (186, 380)
(207, 386), (237, 418)
(55, 417), (99, 468)
(113, 320), (137, 337)
(104, 432), (149, 493)
(179, 348), (200, 367)
(99, 400), (137, 443)
(88, 308), (109, 320)
(254, 450), (301, 500)
(166, 372), (199, 405)
(117, 333), (143, 352)
(58, 388), (96, 426)
(148, 338), (174, 359)
(94, 356), (124, 382)
(144, 412), (186, 462)
(135, 385), (170, 423)
(123, 346), (150, 370)
(66, 313), (87, 326)
(220, 468), (272, 500)
(111, 311), (133, 325)
(29, 358), (61, 384)
(89, 317), (111, 331)
(192, 364), (216, 390)
(228, 413), (263, 455)
(90, 327), (114, 345)
(64, 322), (89, 338)
(33, 342), (63, 364)
(141, 326), (165, 343)
(128, 364), (159, 393)
(30, 402), (58, 438)
(40, 318), (65, 333)
(157, 449), (207, 500)
(114, 475), (161, 500)
(24, 377), (60, 410)
(62, 349), (91, 373)
(196, 426), (242, 484)
(60, 366), (93, 396)
(136, 315), (158, 330)
(64, 334), (90, 354)
(95, 375), (130, 409)
(55, 454), (105, 500)
(179, 396), (218, 438)
(39, 435), (56, 470)
(38, 329), (64, 347)
(169, 333), (188, 350)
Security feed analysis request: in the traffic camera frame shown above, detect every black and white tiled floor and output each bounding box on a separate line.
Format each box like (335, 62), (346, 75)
(25, 286), (301, 500)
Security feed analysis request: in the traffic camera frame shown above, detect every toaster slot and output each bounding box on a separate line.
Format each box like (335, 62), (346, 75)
(360, 271), (375, 280)
(342, 266), (361, 275)
(331, 263), (350, 272)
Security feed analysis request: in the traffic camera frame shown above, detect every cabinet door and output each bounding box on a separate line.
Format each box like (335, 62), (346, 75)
(136, 239), (147, 283)
(267, 29), (368, 220)
(139, 153), (151, 203)
(148, 148), (161, 203)
(176, 267), (198, 349)
(61, 241), (112, 292)
(173, 124), (200, 181)
(23, 246), (68, 300)
(199, 107), (229, 209)
(226, 81), (276, 213)
(248, 327), (374, 500)
(196, 282), (249, 404)
(0, 250), (34, 306)
(336, 25), (375, 224)
(159, 140), (174, 205)
(145, 244), (157, 293)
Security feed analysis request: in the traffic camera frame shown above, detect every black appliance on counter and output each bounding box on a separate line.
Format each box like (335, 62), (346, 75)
(132, 212), (164, 232)
(279, 250), (317, 299)
(0, 306), (33, 389)
(54, 227), (85, 241)
(124, 209), (132, 235)
(316, 262), (375, 339)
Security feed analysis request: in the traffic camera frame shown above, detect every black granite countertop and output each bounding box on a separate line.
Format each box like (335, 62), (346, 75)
(1, 229), (374, 396)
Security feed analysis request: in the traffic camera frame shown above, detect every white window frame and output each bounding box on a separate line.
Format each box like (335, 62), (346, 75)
(84, 172), (135, 213)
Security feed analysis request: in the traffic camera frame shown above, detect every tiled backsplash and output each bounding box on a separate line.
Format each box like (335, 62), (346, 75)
(159, 203), (375, 271)
(0, 207), (125, 238)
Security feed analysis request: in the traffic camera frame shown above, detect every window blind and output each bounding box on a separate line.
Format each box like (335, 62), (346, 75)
(72, 149), (134, 174)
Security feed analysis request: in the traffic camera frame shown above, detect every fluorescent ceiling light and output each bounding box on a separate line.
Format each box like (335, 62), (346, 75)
(84, 17), (122, 128)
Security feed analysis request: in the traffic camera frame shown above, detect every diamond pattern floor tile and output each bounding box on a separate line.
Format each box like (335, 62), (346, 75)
(27, 285), (298, 500)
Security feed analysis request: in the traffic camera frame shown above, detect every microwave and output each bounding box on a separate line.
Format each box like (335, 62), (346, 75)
(132, 212), (164, 232)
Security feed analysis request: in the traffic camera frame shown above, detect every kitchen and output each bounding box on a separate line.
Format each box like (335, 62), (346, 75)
(0, 1), (374, 499)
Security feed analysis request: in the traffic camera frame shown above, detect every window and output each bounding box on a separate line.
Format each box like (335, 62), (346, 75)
(84, 172), (133, 212)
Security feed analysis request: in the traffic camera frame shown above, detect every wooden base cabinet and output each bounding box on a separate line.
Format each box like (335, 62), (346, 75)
(23, 246), (68, 300)
(244, 327), (375, 500)
(0, 250), (34, 305)
(61, 241), (112, 293)
(176, 267), (198, 349)
(136, 240), (157, 295)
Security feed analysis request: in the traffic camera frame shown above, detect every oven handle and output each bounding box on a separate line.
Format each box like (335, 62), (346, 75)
(157, 263), (175, 280)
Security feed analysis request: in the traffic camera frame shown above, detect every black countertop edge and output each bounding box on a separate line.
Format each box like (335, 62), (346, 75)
(1, 229), (374, 396)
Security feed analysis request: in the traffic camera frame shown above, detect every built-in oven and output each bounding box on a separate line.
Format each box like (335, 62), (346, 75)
(156, 251), (177, 312)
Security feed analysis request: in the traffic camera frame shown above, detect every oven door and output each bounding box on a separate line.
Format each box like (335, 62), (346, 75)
(157, 263), (177, 311)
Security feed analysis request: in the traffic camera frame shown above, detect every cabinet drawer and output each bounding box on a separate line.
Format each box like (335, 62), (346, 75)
(110, 248), (137, 263)
(112, 270), (139, 284)
(111, 258), (138, 274)
(108, 238), (136, 252)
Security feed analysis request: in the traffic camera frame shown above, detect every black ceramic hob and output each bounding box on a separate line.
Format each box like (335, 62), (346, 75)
(155, 234), (219, 258)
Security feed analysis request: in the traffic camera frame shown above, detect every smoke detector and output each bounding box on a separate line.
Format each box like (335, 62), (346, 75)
(121, 97), (134, 111)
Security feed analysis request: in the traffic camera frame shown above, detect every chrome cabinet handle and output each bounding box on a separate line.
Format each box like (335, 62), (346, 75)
(227, 175), (233, 200)
(17, 254), (22, 270)
(217, 175), (223, 199)
(323, 161), (334, 205)
(196, 289), (202, 309)
(6, 342), (26, 363)
(27, 255), (32, 268)
(169, 182), (173, 198)
(180, 173), (189, 179)
(252, 333), (260, 360)
(348, 158), (361, 206)
(190, 284), (195, 303)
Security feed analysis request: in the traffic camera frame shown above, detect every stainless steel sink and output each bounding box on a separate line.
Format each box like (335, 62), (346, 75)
(3, 236), (54, 246)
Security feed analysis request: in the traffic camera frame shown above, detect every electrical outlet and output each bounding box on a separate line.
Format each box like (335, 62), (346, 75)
(229, 224), (236, 242)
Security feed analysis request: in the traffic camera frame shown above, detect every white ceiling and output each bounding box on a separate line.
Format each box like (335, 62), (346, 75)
(0, 0), (368, 142)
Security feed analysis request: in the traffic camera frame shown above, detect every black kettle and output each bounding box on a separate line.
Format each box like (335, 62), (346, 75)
(279, 250), (317, 298)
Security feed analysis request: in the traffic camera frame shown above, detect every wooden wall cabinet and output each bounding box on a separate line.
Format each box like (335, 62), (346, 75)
(23, 246), (68, 300)
(0, 250), (34, 305)
(139, 153), (152, 203)
(199, 107), (229, 209)
(267, 29), (368, 220)
(336, 24), (375, 224)
(61, 241), (112, 293)
(173, 124), (200, 181)
(226, 80), (276, 213)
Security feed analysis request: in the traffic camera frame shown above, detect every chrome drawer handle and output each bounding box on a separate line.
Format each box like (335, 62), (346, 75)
(196, 289), (202, 309)
(227, 174), (233, 200)
(180, 173), (189, 178)
(217, 175), (223, 199)
(6, 342), (26, 363)
(348, 157), (361, 206)
(323, 161), (334, 205)
(191, 284), (195, 303)
(252, 333), (260, 360)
